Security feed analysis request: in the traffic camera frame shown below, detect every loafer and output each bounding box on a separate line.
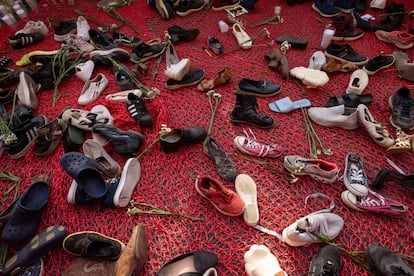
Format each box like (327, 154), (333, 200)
(204, 137), (238, 181)
(155, 251), (218, 276)
(237, 78), (281, 97)
(165, 69), (205, 90)
(2, 225), (66, 275)
(167, 25), (199, 44)
(159, 126), (207, 153)
(1, 175), (50, 243)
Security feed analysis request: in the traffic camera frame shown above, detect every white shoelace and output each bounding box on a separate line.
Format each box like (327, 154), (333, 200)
(350, 169), (365, 184)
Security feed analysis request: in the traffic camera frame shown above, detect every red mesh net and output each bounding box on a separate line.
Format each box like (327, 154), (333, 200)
(0, 0), (414, 275)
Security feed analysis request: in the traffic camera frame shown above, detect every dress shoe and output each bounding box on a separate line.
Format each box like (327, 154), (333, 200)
(159, 126), (207, 153)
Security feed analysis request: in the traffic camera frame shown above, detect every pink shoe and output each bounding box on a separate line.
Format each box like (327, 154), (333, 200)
(341, 189), (407, 217)
(375, 30), (414, 49)
(234, 129), (282, 158)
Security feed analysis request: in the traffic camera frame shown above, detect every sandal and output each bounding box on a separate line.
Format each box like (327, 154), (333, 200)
(326, 93), (374, 109)
(34, 118), (67, 156)
(387, 128), (414, 154)
(197, 67), (232, 91)
(62, 109), (99, 131)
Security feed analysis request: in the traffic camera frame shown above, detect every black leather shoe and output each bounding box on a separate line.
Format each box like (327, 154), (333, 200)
(155, 251), (218, 276)
(230, 94), (275, 128)
(159, 126), (207, 153)
(366, 244), (414, 275)
(371, 168), (414, 191)
(204, 137), (238, 181)
(167, 25), (199, 44)
(238, 78), (281, 97)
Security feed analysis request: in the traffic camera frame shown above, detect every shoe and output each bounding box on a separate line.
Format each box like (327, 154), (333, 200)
(235, 174), (259, 226)
(77, 16), (90, 41)
(309, 51), (327, 70)
(155, 251), (218, 275)
(76, 60), (95, 82)
(115, 224), (148, 275)
(159, 126), (207, 153)
(341, 189), (407, 217)
(67, 179), (94, 205)
(230, 94), (275, 128)
(176, 0), (206, 16)
(331, 15), (364, 41)
(312, 0), (339, 17)
(115, 64), (134, 91)
(233, 23), (252, 49)
(354, 0), (366, 12)
(54, 21), (77, 41)
(60, 152), (108, 198)
(362, 54), (395, 75)
(7, 115), (47, 159)
(357, 104), (394, 148)
(63, 231), (124, 259)
(284, 155), (339, 184)
(2, 225), (66, 275)
(197, 67), (232, 92)
(78, 73), (109, 105)
(16, 72), (40, 109)
(350, 8), (372, 31)
(233, 130), (282, 158)
(131, 39), (165, 63)
(67, 35), (95, 54)
(17, 258), (44, 276)
(264, 48), (289, 80)
(276, 35), (308, 50)
(366, 245), (414, 275)
(82, 139), (121, 177)
(393, 51), (414, 82)
(282, 212), (344, 247)
(212, 0), (240, 11)
(244, 245), (287, 276)
(90, 105), (113, 146)
(343, 153), (368, 197)
(1, 104), (34, 131)
(16, 20), (49, 36)
(165, 69), (205, 90)
(308, 245), (343, 276)
(371, 168), (414, 191)
(92, 124), (145, 156)
(204, 137), (238, 181)
(333, 0), (354, 13)
(155, 0), (175, 20)
(34, 118), (67, 156)
(89, 30), (116, 50)
(125, 93), (153, 127)
(113, 32), (143, 47)
(372, 3), (405, 32)
(1, 175), (50, 243)
(370, 0), (386, 9)
(327, 94), (373, 110)
(164, 43), (190, 81)
(167, 25), (199, 44)
(8, 33), (44, 49)
(89, 48), (130, 64)
(388, 87), (414, 130)
(322, 57), (357, 73)
(102, 158), (141, 208)
(375, 30), (414, 49)
(346, 69), (368, 95)
(195, 175), (244, 216)
(63, 258), (116, 276)
(325, 43), (369, 66)
(237, 78), (281, 97)
(208, 36), (224, 55)
(308, 105), (359, 130)
(387, 128), (414, 154)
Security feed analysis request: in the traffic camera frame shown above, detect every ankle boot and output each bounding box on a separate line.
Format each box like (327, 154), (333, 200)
(373, 3), (405, 32)
(371, 168), (414, 191)
(332, 15), (364, 41)
(230, 93), (275, 128)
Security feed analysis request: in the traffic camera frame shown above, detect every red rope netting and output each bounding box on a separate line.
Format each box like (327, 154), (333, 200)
(0, 0), (413, 275)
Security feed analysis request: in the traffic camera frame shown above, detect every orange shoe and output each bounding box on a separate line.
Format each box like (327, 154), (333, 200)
(195, 175), (244, 216)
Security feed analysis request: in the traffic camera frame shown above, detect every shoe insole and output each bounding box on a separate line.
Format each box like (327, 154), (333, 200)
(157, 255), (195, 276)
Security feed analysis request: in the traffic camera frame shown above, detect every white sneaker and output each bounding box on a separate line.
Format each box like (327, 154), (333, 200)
(16, 72), (39, 109)
(308, 105), (359, 130)
(164, 43), (190, 81)
(346, 69), (369, 95)
(75, 60), (95, 82)
(309, 51), (326, 70)
(282, 213), (344, 247)
(233, 23), (252, 49)
(370, 0), (386, 9)
(235, 174), (259, 227)
(68, 35), (95, 54)
(244, 245), (287, 276)
(78, 73), (108, 105)
(76, 16), (90, 41)
(15, 20), (49, 36)
(343, 153), (368, 197)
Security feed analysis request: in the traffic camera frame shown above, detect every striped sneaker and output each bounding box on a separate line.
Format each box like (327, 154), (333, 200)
(8, 33), (43, 49)
(126, 92), (153, 127)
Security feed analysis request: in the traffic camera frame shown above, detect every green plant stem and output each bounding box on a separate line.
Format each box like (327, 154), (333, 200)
(75, 10), (121, 32)
(0, 243), (8, 271)
(205, 91), (222, 139)
(250, 15), (283, 28)
(135, 135), (160, 160)
(103, 5), (141, 35)
(0, 172), (20, 201)
(128, 201), (204, 221)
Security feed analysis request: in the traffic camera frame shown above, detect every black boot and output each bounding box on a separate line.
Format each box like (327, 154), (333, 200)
(366, 244), (414, 276)
(372, 3), (405, 32)
(371, 168), (414, 191)
(230, 93), (274, 128)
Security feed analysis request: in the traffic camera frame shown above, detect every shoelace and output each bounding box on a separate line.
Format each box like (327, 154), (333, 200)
(321, 261), (337, 276)
(349, 169), (365, 185)
(241, 128), (280, 157)
(359, 193), (386, 207)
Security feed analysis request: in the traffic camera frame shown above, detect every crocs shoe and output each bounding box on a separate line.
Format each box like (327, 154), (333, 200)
(346, 69), (368, 95)
(343, 153), (368, 197)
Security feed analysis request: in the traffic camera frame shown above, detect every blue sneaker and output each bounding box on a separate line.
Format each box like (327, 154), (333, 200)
(312, 0), (339, 17)
(334, 0), (354, 12)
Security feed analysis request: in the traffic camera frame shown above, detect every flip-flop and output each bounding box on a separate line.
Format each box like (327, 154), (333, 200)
(326, 93), (374, 109)
(268, 97), (311, 113)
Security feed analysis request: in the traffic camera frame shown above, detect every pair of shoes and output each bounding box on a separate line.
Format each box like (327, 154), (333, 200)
(264, 48), (289, 80)
(197, 67), (232, 92)
(126, 93), (153, 127)
(234, 128), (282, 158)
(371, 168), (414, 191)
(283, 155), (339, 183)
(237, 78), (281, 97)
(230, 93), (275, 128)
(325, 43), (369, 66)
(387, 128), (414, 154)
(244, 245), (287, 276)
(388, 87), (414, 130)
(341, 188), (407, 217)
(366, 244), (414, 275)
(375, 30), (414, 49)
(204, 137), (238, 181)
(159, 126), (207, 153)
(195, 175), (244, 216)
(155, 251), (218, 275)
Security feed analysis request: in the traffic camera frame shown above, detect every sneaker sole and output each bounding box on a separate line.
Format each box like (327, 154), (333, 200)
(67, 179), (78, 204)
(324, 51), (369, 66)
(89, 48), (130, 57)
(235, 174), (259, 226)
(229, 117), (275, 129)
(113, 158), (141, 208)
(375, 32), (414, 49)
(332, 32), (365, 42)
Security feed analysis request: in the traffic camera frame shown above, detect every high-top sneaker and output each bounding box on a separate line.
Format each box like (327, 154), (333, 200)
(372, 3), (405, 32)
(230, 93), (274, 128)
(332, 15), (364, 41)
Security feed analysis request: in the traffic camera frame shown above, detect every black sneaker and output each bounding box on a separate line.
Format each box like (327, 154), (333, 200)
(176, 0), (207, 16)
(126, 92), (153, 127)
(362, 54), (395, 75)
(1, 104), (34, 131)
(115, 64), (134, 91)
(167, 25), (200, 44)
(8, 33), (44, 49)
(165, 69), (205, 90)
(388, 87), (414, 130)
(155, 0), (175, 20)
(308, 245), (343, 276)
(113, 32), (143, 47)
(90, 48), (130, 68)
(7, 115), (47, 159)
(89, 29), (116, 50)
(53, 21), (77, 41)
(325, 43), (369, 66)
(131, 41), (165, 63)
(366, 244), (414, 276)
(92, 124), (145, 156)
(203, 137), (238, 181)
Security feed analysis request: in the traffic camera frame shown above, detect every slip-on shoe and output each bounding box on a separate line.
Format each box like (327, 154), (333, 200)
(1, 175), (50, 243)
(60, 152), (107, 198)
(165, 69), (205, 90)
(238, 78), (281, 97)
(155, 251), (218, 276)
(159, 126), (207, 153)
(82, 139), (121, 177)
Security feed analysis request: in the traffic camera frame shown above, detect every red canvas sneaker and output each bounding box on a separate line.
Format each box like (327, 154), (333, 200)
(195, 175), (244, 216)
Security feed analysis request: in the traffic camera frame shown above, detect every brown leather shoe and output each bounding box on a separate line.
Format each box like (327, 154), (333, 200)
(63, 258), (116, 276)
(264, 48), (289, 79)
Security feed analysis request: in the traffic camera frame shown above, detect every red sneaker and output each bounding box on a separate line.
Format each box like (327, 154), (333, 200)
(195, 175), (244, 216)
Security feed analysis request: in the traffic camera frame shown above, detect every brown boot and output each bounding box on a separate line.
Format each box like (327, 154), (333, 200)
(265, 48), (289, 79)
